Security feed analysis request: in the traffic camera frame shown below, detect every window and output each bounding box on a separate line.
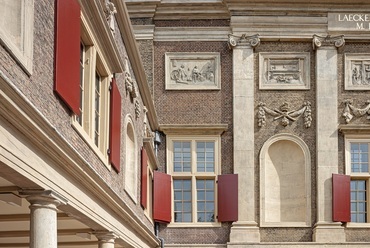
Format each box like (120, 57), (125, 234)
(54, 0), (122, 171)
(73, 39), (111, 164)
(346, 139), (370, 224)
(167, 136), (219, 226)
(0, 0), (34, 73)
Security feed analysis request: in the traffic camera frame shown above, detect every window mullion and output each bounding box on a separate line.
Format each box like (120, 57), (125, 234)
(192, 175), (197, 223)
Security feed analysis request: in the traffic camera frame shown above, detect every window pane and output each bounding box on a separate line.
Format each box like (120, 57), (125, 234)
(196, 179), (215, 223)
(196, 141), (215, 172)
(351, 180), (367, 223)
(351, 142), (369, 173)
(197, 202), (205, 211)
(206, 202), (214, 211)
(173, 141), (191, 172)
(183, 213), (192, 222)
(206, 213), (215, 222)
(197, 212), (205, 222)
(173, 179), (192, 223)
(197, 191), (205, 200)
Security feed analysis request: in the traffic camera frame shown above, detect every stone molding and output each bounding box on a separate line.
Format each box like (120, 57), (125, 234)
(312, 34), (345, 50)
(259, 52), (310, 90)
(228, 33), (260, 49)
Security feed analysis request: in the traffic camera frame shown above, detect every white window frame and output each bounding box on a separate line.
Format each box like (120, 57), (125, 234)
(167, 135), (221, 227)
(0, 0), (34, 74)
(345, 135), (370, 228)
(72, 14), (111, 168)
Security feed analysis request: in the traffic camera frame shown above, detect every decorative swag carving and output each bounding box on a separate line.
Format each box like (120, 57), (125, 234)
(258, 101), (312, 128)
(342, 99), (370, 123)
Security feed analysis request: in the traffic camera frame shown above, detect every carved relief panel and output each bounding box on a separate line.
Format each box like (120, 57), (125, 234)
(165, 52), (221, 90)
(345, 54), (370, 90)
(259, 53), (310, 90)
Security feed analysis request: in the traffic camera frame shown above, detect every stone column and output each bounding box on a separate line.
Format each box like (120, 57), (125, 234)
(312, 34), (346, 243)
(94, 231), (117, 248)
(228, 34), (260, 244)
(25, 190), (66, 248)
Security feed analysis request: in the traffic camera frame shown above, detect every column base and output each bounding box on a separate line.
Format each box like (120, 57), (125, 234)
(313, 222), (346, 243)
(229, 221), (260, 243)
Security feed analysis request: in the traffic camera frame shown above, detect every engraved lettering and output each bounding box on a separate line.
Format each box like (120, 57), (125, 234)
(357, 22), (365, 30)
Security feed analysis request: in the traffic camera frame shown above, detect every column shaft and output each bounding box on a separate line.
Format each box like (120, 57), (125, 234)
(314, 44), (345, 242)
(229, 41), (260, 243)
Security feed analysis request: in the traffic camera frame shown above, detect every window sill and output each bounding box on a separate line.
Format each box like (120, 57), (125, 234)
(167, 222), (222, 228)
(346, 222), (370, 228)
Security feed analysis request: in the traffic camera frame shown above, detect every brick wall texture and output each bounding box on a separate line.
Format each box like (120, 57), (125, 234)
(0, 0), (153, 231)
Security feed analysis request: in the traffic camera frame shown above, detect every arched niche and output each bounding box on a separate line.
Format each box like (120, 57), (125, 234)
(260, 133), (311, 227)
(124, 115), (138, 202)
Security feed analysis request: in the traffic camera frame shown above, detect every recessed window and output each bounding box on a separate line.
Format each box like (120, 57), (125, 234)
(167, 136), (219, 225)
(346, 139), (370, 224)
(72, 16), (111, 165)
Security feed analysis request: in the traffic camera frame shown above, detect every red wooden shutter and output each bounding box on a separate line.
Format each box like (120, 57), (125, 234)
(332, 173), (351, 222)
(153, 171), (171, 223)
(218, 174), (238, 222)
(141, 147), (148, 209)
(109, 78), (121, 172)
(54, 0), (81, 115)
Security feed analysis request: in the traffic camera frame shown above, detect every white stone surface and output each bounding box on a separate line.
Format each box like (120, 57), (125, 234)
(230, 45), (260, 243)
(314, 46), (345, 242)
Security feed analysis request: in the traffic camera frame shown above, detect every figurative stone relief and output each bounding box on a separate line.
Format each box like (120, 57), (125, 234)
(165, 52), (221, 90)
(259, 53), (310, 90)
(342, 99), (370, 123)
(258, 101), (312, 128)
(345, 54), (370, 90)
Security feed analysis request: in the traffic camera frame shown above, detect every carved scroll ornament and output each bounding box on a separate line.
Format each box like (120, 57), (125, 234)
(258, 101), (312, 128)
(312, 34), (345, 50)
(228, 34), (260, 49)
(342, 99), (370, 123)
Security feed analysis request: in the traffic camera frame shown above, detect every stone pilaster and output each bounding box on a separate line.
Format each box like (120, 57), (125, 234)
(312, 34), (346, 243)
(25, 190), (66, 248)
(228, 33), (260, 244)
(94, 231), (117, 248)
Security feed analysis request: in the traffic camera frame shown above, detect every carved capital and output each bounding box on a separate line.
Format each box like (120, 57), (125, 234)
(312, 34), (345, 50)
(228, 34), (260, 49)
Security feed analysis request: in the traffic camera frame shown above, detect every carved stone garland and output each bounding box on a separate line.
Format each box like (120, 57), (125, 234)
(228, 34), (260, 49)
(342, 99), (370, 123)
(258, 101), (312, 128)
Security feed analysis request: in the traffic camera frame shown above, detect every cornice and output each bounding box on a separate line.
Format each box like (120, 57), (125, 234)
(113, 0), (159, 131)
(154, 27), (231, 41)
(339, 124), (370, 134)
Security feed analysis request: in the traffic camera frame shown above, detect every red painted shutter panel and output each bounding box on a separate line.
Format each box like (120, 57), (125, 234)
(109, 78), (121, 172)
(141, 147), (148, 209)
(54, 0), (81, 115)
(218, 174), (238, 222)
(153, 171), (171, 223)
(332, 174), (351, 222)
